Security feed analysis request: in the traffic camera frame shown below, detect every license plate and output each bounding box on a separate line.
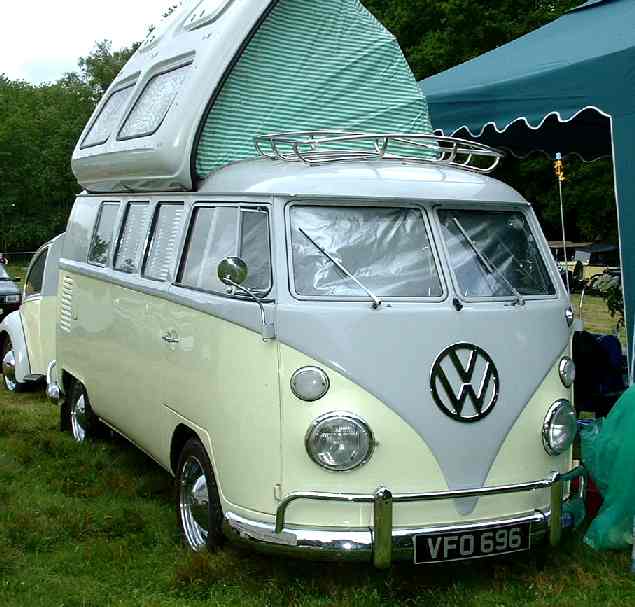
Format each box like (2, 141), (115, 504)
(414, 522), (531, 564)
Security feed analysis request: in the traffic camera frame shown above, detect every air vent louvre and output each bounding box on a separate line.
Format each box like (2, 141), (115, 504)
(59, 275), (74, 333)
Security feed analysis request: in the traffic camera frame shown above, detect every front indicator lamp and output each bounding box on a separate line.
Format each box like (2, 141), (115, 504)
(542, 399), (577, 456)
(559, 357), (576, 388)
(291, 366), (330, 402)
(305, 412), (374, 471)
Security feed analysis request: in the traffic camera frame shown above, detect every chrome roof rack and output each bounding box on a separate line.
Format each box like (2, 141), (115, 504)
(254, 131), (504, 174)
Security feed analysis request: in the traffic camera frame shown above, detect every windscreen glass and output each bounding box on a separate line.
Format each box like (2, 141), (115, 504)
(289, 205), (442, 298)
(438, 209), (555, 298)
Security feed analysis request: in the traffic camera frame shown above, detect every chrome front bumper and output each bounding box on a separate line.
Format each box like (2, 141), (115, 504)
(224, 466), (586, 568)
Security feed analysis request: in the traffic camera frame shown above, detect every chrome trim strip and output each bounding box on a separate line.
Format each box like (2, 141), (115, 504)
(275, 473), (560, 533)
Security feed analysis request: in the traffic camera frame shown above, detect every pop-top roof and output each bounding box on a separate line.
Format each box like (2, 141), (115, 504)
(71, 0), (431, 194)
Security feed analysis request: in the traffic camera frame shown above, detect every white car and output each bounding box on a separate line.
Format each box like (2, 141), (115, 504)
(1, 235), (63, 393)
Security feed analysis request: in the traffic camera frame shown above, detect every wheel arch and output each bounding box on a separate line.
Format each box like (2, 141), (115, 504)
(0, 311), (31, 382)
(170, 424), (202, 475)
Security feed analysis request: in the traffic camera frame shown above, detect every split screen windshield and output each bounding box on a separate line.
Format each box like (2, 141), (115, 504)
(289, 205), (555, 300)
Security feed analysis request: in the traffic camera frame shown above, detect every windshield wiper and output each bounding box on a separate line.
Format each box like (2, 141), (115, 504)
(452, 217), (525, 306)
(298, 227), (382, 309)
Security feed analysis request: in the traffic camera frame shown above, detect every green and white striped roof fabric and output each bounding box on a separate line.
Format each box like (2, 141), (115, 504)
(195, 0), (432, 177)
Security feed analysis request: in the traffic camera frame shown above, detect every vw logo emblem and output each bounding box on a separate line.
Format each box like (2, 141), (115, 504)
(430, 343), (500, 423)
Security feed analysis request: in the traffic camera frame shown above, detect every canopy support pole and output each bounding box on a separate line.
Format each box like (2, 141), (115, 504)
(555, 153), (570, 294)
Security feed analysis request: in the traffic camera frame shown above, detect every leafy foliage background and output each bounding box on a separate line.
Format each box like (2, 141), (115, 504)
(0, 0), (617, 251)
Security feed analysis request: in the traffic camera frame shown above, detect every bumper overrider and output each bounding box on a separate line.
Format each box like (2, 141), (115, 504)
(224, 466), (586, 568)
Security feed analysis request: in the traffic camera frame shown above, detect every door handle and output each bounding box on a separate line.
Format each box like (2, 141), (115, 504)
(162, 331), (180, 344)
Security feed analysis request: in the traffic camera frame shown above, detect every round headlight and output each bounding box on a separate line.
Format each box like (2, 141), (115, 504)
(305, 412), (374, 471)
(542, 399), (577, 455)
(559, 357), (576, 388)
(291, 367), (330, 402)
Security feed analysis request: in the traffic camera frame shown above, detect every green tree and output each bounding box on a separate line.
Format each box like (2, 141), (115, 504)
(0, 74), (94, 249)
(362, 0), (617, 244)
(362, 0), (581, 80)
(78, 40), (139, 101)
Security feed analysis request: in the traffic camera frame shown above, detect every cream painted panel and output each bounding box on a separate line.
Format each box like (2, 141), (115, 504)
(38, 297), (58, 374)
(158, 292), (281, 515)
(105, 284), (169, 450)
(278, 344), (573, 528)
(110, 288), (188, 467)
(22, 296), (58, 376)
(21, 298), (43, 374)
(57, 272), (122, 422)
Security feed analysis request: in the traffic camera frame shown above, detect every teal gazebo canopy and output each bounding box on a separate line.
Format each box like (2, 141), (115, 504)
(420, 0), (635, 371)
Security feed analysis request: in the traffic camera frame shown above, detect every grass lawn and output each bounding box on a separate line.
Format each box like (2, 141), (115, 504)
(1, 390), (634, 606)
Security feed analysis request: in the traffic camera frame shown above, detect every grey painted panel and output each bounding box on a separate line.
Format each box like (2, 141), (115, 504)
(275, 299), (569, 511)
(199, 159), (528, 204)
(59, 259), (272, 338)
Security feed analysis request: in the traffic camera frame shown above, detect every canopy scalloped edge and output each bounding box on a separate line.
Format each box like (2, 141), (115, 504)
(486, 147), (609, 163)
(437, 105), (612, 140)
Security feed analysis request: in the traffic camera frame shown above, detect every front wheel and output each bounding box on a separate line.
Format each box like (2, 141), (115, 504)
(1, 334), (26, 393)
(176, 437), (224, 551)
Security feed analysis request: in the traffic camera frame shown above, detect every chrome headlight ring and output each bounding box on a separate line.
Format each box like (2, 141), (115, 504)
(558, 357), (576, 388)
(542, 399), (577, 456)
(305, 411), (375, 472)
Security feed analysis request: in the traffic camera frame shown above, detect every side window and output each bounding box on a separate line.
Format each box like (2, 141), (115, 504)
(24, 249), (48, 298)
(178, 206), (272, 296)
(143, 203), (185, 281)
(88, 202), (121, 266)
(114, 202), (152, 274)
(178, 206), (238, 293)
(239, 209), (271, 294)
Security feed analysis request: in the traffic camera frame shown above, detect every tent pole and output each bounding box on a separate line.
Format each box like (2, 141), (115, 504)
(555, 153), (570, 295)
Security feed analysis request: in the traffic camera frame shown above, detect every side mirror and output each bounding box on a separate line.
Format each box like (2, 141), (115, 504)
(218, 256), (248, 287)
(217, 257), (275, 341)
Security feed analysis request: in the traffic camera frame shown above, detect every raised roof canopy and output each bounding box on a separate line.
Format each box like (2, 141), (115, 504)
(72, 0), (430, 194)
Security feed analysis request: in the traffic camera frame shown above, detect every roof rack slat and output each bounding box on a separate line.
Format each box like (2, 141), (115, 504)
(254, 131), (504, 173)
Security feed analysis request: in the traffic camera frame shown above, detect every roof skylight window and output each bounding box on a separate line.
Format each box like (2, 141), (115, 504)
(81, 85), (134, 148)
(183, 0), (233, 31)
(119, 64), (192, 140)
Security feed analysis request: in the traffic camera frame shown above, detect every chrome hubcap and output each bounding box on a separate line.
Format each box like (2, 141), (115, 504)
(70, 394), (88, 442)
(179, 456), (209, 551)
(2, 349), (17, 392)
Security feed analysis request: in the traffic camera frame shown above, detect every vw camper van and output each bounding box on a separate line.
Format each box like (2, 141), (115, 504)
(49, 0), (584, 567)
